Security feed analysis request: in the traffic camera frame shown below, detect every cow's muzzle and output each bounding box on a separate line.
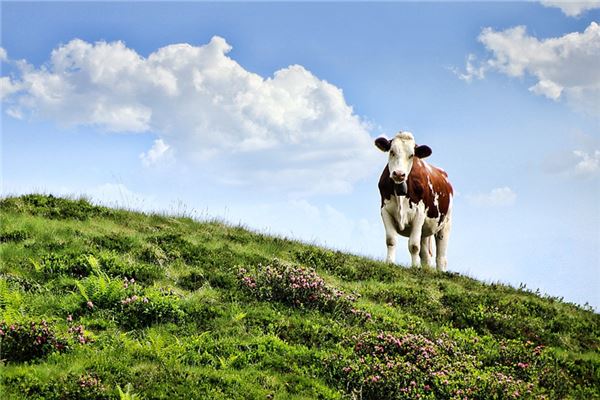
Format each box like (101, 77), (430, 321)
(391, 170), (406, 183)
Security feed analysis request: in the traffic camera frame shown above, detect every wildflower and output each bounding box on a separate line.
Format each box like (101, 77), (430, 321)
(67, 314), (73, 322)
(86, 301), (94, 309)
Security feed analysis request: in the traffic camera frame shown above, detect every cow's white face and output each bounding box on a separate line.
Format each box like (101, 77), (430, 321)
(375, 131), (432, 183)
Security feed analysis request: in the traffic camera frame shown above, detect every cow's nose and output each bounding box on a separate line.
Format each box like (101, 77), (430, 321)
(392, 171), (406, 181)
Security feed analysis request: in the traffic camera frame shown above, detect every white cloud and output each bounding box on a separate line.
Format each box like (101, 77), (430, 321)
(1, 37), (377, 195)
(543, 148), (600, 178)
(140, 139), (174, 167)
(458, 22), (600, 116)
(466, 187), (517, 207)
(573, 149), (600, 175)
(0, 76), (20, 101)
(541, 1), (600, 16)
(0, 47), (7, 62)
(455, 54), (486, 83)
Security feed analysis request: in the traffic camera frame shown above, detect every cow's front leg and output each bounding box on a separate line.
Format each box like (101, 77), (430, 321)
(381, 208), (397, 263)
(420, 235), (433, 267)
(408, 211), (426, 267)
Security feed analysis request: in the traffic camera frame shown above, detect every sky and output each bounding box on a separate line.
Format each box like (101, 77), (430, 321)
(1, 1), (599, 309)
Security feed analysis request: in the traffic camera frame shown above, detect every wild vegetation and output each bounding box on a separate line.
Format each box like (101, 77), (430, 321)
(1, 194), (598, 399)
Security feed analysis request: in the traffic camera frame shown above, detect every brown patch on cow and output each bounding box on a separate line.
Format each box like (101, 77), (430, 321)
(378, 159), (453, 220)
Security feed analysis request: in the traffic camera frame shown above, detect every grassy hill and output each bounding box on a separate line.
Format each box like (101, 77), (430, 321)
(0, 194), (598, 399)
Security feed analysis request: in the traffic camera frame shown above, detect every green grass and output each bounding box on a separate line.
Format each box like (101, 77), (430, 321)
(0, 194), (598, 399)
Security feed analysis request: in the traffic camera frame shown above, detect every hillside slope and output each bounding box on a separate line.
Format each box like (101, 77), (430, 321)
(0, 194), (598, 399)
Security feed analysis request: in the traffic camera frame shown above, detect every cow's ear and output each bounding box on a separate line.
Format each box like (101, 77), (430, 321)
(375, 137), (391, 152)
(415, 145), (432, 158)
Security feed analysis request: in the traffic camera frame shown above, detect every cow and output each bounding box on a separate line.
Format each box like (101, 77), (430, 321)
(375, 131), (453, 271)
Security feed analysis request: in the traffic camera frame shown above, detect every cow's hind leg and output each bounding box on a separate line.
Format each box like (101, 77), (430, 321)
(420, 235), (433, 267)
(435, 218), (452, 272)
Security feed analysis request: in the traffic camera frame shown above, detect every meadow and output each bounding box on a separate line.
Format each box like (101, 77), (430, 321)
(0, 194), (598, 399)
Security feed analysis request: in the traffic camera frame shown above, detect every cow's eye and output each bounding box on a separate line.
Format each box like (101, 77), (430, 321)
(409, 154), (414, 159)
(390, 151), (396, 157)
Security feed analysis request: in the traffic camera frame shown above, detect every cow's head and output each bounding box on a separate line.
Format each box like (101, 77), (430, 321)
(375, 131), (432, 184)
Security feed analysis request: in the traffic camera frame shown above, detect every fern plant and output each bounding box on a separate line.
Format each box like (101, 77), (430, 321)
(0, 278), (24, 321)
(76, 272), (126, 310)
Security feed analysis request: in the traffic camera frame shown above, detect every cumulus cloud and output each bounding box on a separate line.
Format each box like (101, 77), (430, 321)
(543, 148), (600, 178)
(458, 22), (600, 116)
(573, 149), (600, 175)
(455, 54), (486, 83)
(541, 1), (600, 16)
(1, 37), (377, 195)
(140, 139), (174, 167)
(466, 187), (517, 207)
(0, 76), (20, 101)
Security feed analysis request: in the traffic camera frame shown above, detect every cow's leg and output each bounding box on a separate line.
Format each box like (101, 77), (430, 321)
(419, 235), (433, 267)
(408, 212), (425, 267)
(435, 218), (452, 272)
(381, 208), (397, 263)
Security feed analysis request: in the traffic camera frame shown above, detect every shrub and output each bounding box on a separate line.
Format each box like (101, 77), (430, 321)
(95, 252), (163, 283)
(328, 331), (542, 400)
(238, 259), (360, 315)
(33, 253), (99, 278)
(118, 288), (185, 329)
(91, 233), (137, 252)
(3, 372), (110, 399)
(0, 319), (92, 362)
(177, 270), (206, 291)
(0, 194), (113, 220)
(0, 229), (29, 243)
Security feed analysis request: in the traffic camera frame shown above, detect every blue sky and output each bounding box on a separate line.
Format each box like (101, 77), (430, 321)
(2, 1), (599, 309)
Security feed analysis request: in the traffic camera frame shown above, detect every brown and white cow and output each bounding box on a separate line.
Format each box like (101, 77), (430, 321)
(375, 131), (453, 271)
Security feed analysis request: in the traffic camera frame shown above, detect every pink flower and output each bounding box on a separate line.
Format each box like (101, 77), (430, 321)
(67, 314), (73, 322)
(86, 301), (94, 309)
